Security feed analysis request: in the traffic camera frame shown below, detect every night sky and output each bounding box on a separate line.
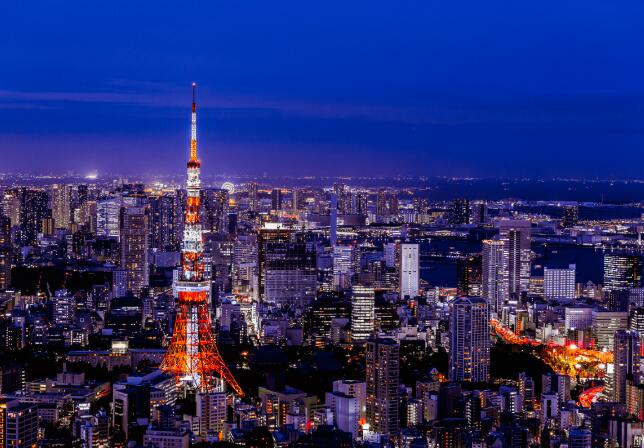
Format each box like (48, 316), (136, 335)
(1, 1), (643, 177)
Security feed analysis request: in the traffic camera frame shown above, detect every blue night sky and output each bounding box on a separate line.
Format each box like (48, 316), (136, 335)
(1, 1), (644, 177)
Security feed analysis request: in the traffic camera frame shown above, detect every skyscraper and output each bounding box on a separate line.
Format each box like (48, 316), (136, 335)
(96, 197), (122, 240)
(612, 330), (641, 403)
(120, 205), (149, 296)
(51, 183), (71, 230)
(398, 243), (419, 299)
(0, 215), (11, 290)
(482, 239), (506, 314)
(448, 199), (471, 225)
(604, 253), (642, 291)
(449, 297), (490, 382)
(201, 188), (229, 234)
(263, 242), (317, 307)
(351, 286), (375, 342)
(499, 220), (532, 299)
(366, 338), (399, 436)
(271, 188), (282, 211)
(544, 264), (576, 300)
(562, 205), (579, 228)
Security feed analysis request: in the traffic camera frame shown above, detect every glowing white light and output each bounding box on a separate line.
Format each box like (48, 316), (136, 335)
(221, 182), (235, 194)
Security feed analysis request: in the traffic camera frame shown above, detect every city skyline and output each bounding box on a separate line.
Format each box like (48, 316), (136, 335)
(2, 1), (644, 177)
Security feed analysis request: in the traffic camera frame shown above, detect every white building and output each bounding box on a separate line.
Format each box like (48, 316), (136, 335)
(544, 265), (576, 300)
(398, 243), (419, 299)
(351, 286), (375, 342)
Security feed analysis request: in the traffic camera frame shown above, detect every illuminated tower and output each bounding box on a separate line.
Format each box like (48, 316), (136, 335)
(161, 84), (244, 396)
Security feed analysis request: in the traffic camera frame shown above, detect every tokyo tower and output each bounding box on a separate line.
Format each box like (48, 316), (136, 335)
(161, 84), (244, 396)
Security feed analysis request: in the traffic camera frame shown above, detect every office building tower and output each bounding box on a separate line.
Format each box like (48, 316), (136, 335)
(0, 215), (11, 290)
(448, 199), (471, 225)
(499, 220), (532, 298)
(201, 188), (229, 234)
(565, 306), (594, 332)
(96, 197), (121, 240)
(630, 307), (644, 338)
(604, 253), (642, 291)
(398, 243), (419, 299)
(471, 202), (488, 225)
(456, 254), (482, 296)
(292, 188), (303, 211)
(562, 205), (579, 228)
(263, 242), (316, 307)
(231, 235), (258, 297)
(17, 187), (48, 246)
(247, 182), (258, 213)
(351, 286), (375, 342)
(612, 330), (641, 403)
(482, 239), (506, 314)
(149, 193), (180, 252)
(5, 402), (37, 448)
(51, 183), (71, 230)
(271, 188), (282, 211)
(330, 194), (338, 247)
(119, 205), (149, 296)
(366, 338), (399, 436)
(449, 297), (490, 382)
(257, 225), (292, 298)
(333, 244), (355, 290)
(376, 190), (398, 223)
(544, 264), (576, 300)
(593, 310), (629, 350)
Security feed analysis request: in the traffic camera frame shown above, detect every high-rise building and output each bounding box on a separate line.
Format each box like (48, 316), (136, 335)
(351, 286), (375, 343)
(456, 254), (482, 296)
(257, 225), (292, 298)
(376, 190), (398, 223)
(201, 188), (229, 234)
(593, 310), (629, 350)
(366, 338), (399, 437)
(5, 402), (38, 448)
(562, 205), (579, 228)
(119, 205), (149, 296)
(17, 187), (48, 247)
(604, 253), (642, 291)
(149, 193), (180, 252)
(51, 184), (71, 230)
(398, 243), (419, 299)
(612, 330), (641, 403)
(195, 391), (227, 437)
(247, 182), (258, 213)
(263, 242), (316, 307)
(0, 215), (11, 290)
(96, 197), (121, 241)
(544, 264), (576, 300)
(271, 188), (282, 211)
(482, 239), (506, 314)
(499, 220), (532, 299)
(448, 199), (470, 225)
(449, 297), (490, 382)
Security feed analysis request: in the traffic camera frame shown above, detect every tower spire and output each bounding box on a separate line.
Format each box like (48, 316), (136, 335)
(190, 82), (198, 162)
